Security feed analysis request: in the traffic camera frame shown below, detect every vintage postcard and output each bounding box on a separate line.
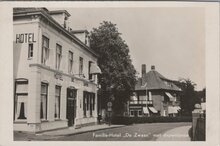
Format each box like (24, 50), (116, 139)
(0, 1), (219, 146)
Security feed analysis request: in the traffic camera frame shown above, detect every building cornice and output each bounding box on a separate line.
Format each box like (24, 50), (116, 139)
(29, 63), (98, 86)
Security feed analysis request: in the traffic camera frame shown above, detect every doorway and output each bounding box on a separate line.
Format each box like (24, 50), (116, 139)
(66, 88), (77, 127)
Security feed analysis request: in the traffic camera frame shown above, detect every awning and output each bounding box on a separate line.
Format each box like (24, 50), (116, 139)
(148, 107), (158, 113)
(168, 106), (179, 114)
(165, 92), (175, 101)
(130, 95), (138, 101)
(90, 63), (102, 74)
(143, 107), (149, 114)
(176, 106), (181, 111)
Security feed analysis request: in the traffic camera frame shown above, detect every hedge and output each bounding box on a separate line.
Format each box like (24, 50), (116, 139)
(111, 116), (192, 125)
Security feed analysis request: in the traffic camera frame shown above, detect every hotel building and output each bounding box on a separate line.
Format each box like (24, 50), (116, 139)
(13, 8), (101, 132)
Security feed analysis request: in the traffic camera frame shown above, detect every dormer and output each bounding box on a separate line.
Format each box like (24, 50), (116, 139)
(49, 10), (71, 30)
(71, 30), (90, 47)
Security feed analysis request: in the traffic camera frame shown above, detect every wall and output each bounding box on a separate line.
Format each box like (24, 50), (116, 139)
(151, 90), (164, 113)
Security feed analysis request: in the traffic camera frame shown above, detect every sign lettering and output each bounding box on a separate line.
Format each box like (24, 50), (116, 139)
(16, 33), (36, 43)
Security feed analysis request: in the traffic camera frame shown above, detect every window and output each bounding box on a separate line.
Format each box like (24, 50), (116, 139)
(92, 94), (95, 110)
(83, 92), (87, 117)
(138, 110), (142, 116)
(90, 95), (92, 116)
(56, 44), (62, 70)
(130, 110), (134, 116)
(83, 92), (95, 117)
(28, 43), (33, 58)
(14, 80), (28, 121)
(88, 61), (93, 80)
(41, 83), (48, 120)
(79, 57), (83, 75)
(68, 51), (73, 73)
(90, 93), (95, 116)
(55, 86), (61, 119)
(41, 36), (49, 65)
(86, 94), (89, 111)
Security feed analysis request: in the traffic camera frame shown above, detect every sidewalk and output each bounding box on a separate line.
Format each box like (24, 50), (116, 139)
(14, 124), (124, 141)
(156, 126), (191, 141)
(41, 124), (124, 136)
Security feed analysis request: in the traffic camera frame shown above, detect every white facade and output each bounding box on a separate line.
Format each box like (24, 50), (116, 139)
(13, 8), (100, 132)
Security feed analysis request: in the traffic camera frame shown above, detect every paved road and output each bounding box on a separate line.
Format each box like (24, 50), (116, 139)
(156, 125), (191, 141)
(52, 122), (191, 141)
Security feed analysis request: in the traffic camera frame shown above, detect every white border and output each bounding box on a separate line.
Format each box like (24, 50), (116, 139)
(0, 2), (219, 146)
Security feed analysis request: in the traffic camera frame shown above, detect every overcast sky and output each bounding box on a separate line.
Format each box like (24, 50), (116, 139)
(50, 7), (205, 90)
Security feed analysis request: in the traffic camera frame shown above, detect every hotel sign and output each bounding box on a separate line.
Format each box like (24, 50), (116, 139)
(15, 33), (36, 43)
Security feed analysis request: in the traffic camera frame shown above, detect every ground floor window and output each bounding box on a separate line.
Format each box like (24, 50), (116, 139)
(130, 110), (134, 116)
(138, 110), (142, 116)
(55, 86), (61, 119)
(83, 91), (95, 117)
(41, 83), (48, 120)
(15, 95), (28, 120)
(130, 109), (142, 117)
(14, 79), (28, 121)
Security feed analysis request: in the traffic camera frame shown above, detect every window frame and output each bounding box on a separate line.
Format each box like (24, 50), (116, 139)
(83, 92), (87, 117)
(88, 61), (93, 80)
(138, 110), (142, 116)
(40, 83), (48, 120)
(55, 85), (61, 119)
(41, 36), (50, 65)
(56, 43), (62, 70)
(28, 43), (34, 59)
(68, 51), (73, 74)
(14, 79), (28, 122)
(130, 110), (134, 116)
(79, 57), (83, 75)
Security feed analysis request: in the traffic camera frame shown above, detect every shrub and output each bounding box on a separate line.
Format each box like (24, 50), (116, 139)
(111, 116), (192, 125)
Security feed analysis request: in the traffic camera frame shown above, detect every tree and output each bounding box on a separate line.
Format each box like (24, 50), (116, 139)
(90, 21), (137, 115)
(177, 79), (202, 116)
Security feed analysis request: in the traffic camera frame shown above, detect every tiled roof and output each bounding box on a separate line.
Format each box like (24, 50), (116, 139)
(135, 70), (181, 91)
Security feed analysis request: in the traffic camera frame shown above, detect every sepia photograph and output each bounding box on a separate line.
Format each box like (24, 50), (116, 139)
(12, 6), (206, 141)
(0, 1), (219, 145)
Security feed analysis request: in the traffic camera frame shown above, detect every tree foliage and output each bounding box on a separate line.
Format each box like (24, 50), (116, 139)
(90, 21), (137, 114)
(177, 78), (205, 116)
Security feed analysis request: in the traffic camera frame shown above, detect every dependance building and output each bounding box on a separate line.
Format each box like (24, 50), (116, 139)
(13, 8), (101, 132)
(128, 65), (182, 117)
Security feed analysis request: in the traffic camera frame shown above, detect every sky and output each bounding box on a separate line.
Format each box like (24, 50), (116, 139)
(50, 7), (205, 90)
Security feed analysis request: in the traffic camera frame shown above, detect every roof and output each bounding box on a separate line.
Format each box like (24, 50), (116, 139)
(135, 69), (181, 91)
(13, 8), (98, 58)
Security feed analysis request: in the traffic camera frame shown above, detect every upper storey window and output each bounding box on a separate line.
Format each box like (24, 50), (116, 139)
(41, 36), (49, 65)
(56, 44), (62, 70)
(68, 51), (73, 74)
(79, 57), (83, 76)
(28, 43), (33, 59)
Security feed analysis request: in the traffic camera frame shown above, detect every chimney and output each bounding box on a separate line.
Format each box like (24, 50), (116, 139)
(49, 10), (71, 30)
(141, 64), (146, 77)
(71, 30), (90, 47)
(151, 65), (155, 70)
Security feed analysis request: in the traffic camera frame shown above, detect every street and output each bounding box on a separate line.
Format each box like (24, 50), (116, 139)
(49, 122), (191, 141)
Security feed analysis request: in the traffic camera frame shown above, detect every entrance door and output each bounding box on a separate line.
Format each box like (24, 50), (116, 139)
(66, 88), (77, 127)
